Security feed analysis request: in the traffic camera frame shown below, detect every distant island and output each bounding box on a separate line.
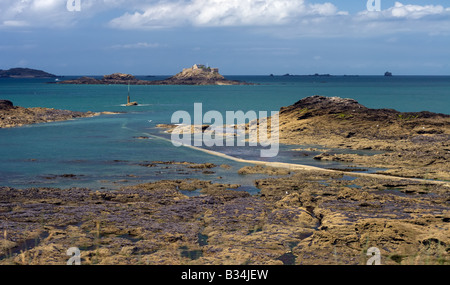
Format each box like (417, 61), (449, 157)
(0, 68), (56, 78)
(55, 64), (252, 86)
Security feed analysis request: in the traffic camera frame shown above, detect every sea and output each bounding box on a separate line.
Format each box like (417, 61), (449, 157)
(0, 75), (449, 192)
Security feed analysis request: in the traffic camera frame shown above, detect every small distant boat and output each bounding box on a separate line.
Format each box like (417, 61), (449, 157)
(125, 81), (138, 106)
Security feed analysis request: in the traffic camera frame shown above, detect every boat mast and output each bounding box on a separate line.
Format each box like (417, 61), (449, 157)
(127, 80), (130, 104)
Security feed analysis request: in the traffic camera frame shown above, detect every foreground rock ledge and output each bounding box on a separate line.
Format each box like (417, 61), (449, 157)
(0, 170), (448, 265)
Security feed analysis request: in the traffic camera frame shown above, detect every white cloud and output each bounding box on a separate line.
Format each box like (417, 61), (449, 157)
(2, 20), (30, 27)
(108, 0), (344, 29)
(106, 1), (450, 38)
(357, 2), (450, 20)
(388, 2), (446, 19)
(0, 0), (449, 38)
(352, 2), (450, 36)
(109, 42), (161, 49)
(0, 0), (134, 28)
(0, 0), (75, 28)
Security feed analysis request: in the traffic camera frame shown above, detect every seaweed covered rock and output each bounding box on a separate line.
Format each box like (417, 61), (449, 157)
(0, 100), (13, 110)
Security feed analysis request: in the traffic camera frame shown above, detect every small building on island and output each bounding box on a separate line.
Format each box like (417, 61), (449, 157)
(184, 64), (220, 74)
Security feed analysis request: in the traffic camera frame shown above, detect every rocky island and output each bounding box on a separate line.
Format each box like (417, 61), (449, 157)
(56, 65), (252, 86)
(0, 100), (100, 128)
(0, 68), (56, 78)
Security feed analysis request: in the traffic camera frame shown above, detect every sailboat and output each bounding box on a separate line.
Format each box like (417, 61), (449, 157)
(125, 81), (138, 106)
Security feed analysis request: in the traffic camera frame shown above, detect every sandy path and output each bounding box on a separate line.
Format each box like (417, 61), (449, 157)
(143, 130), (449, 187)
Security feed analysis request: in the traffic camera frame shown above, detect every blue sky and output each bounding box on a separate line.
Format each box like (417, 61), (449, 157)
(1, 0), (450, 75)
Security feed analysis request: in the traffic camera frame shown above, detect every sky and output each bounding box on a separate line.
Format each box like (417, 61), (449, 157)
(1, 0), (450, 75)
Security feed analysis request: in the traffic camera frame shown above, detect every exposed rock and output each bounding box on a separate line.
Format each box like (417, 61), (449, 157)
(56, 74), (143, 85)
(275, 96), (450, 180)
(158, 64), (248, 85)
(103, 73), (136, 81)
(238, 165), (291, 176)
(56, 65), (253, 86)
(0, 100), (100, 128)
(1, 170), (447, 265)
(280, 95), (368, 116)
(0, 100), (13, 110)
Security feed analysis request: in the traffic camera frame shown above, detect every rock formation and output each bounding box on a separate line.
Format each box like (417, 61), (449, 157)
(56, 73), (143, 85)
(0, 100), (98, 128)
(0, 100), (14, 110)
(157, 64), (243, 85)
(276, 96), (450, 180)
(56, 65), (252, 86)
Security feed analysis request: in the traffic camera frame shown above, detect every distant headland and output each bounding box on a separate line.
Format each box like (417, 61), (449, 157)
(0, 68), (56, 78)
(55, 64), (253, 86)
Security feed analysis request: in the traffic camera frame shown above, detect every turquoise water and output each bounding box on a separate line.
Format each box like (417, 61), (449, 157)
(0, 76), (449, 190)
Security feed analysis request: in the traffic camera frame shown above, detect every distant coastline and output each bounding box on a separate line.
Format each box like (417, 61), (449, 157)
(0, 68), (56, 78)
(54, 65), (253, 86)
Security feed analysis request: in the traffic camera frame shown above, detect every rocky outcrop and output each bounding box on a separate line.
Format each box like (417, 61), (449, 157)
(0, 68), (56, 78)
(56, 66), (252, 86)
(276, 96), (450, 180)
(103, 73), (136, 81)
(156, 65), (249, 85)
(0, 100), (99, 128)
(56, 73), (145, 85)
(0, 100), (14, 110)
(237, 165), (291, 176)
(280, 95), (368, 117)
